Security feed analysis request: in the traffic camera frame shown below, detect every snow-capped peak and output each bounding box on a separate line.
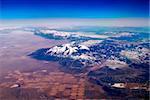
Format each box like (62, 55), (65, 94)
(46, 43), (90, 56)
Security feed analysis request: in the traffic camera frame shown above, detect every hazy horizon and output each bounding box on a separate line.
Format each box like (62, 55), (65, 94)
(0, 18), (149, 27)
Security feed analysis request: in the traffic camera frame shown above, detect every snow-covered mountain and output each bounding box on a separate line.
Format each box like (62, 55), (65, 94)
(46, 42), (96, 61)
(35, 29), (109, 41)
(43, 42), (100, 68)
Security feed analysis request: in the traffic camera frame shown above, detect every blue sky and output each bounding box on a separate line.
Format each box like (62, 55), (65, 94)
(1, 0), (149, 19)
